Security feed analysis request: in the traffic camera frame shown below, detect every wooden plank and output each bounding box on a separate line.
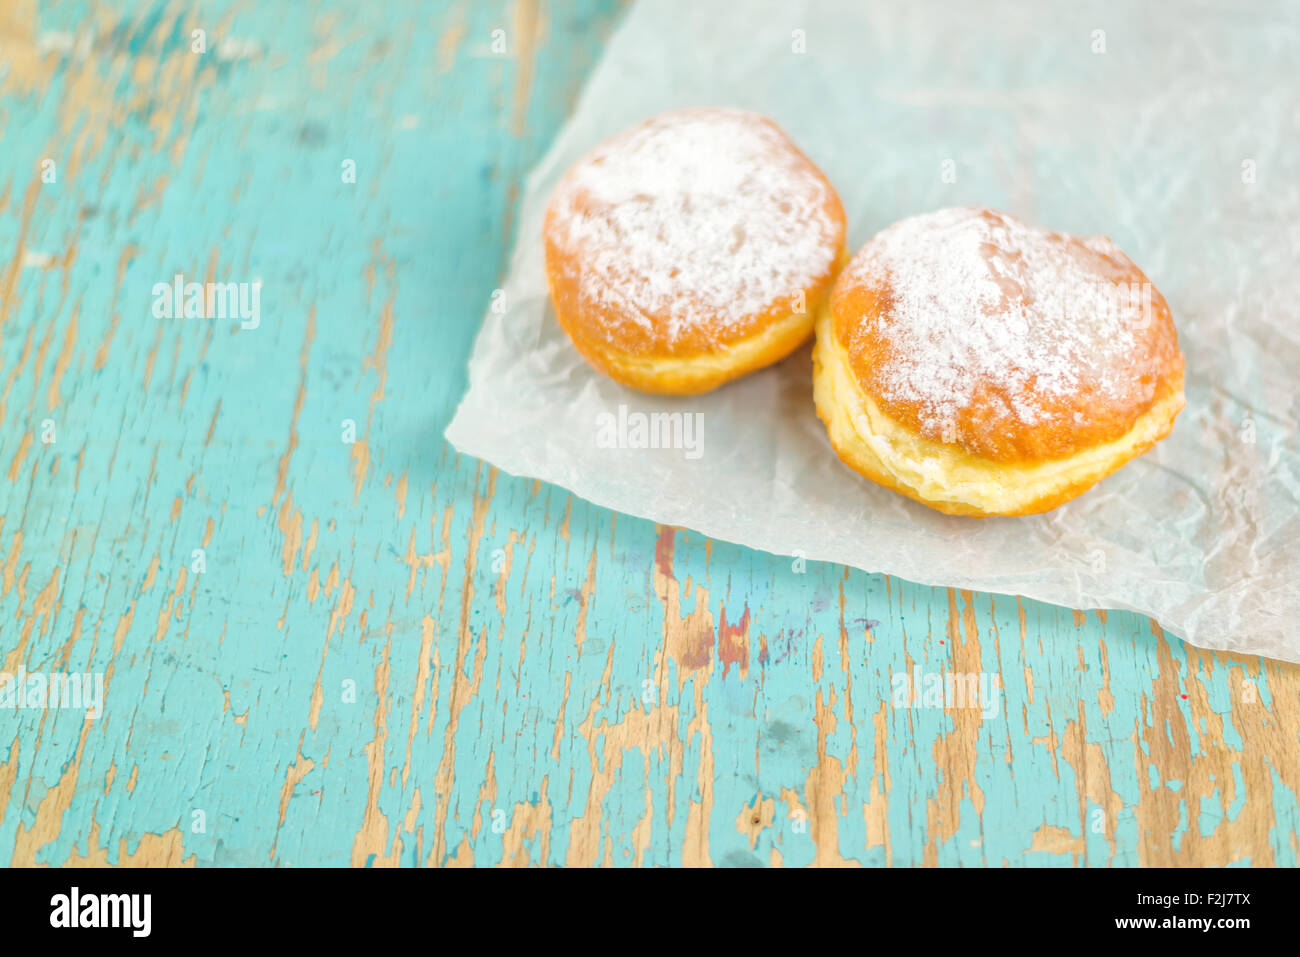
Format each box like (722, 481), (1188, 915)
(0, 0), (1295, 868)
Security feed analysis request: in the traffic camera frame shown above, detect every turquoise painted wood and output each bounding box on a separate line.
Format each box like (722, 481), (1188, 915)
(1, 0), (1297, 868)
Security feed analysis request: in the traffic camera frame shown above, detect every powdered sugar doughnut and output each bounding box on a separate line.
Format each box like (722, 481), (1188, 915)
(814, 206), (1185, 516)
(544, 108), (846, 394)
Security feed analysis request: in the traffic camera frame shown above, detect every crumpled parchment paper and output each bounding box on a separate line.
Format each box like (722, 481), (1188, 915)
(446, 0), (1300, 663)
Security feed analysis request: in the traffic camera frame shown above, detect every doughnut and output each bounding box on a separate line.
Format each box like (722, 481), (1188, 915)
(543, 108), (846, 394)
(813, 206), (1185, 517)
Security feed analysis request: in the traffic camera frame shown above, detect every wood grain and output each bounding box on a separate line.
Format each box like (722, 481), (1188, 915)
(0, 0), (1296, 868)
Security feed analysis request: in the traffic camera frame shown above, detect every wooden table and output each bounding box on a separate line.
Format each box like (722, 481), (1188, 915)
(1, 0), (1296, 868)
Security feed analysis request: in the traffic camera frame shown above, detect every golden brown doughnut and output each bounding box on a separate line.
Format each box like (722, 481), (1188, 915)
(543, 108), (846, 394)
(814, 206), (1185, 517)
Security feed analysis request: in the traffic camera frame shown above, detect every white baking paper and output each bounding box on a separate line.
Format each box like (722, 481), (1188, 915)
(446, 0), (1300, 663)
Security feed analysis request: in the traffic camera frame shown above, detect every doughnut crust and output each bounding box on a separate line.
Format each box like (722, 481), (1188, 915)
(814, 207), (1185, 517)
(544, 108), (846, 394)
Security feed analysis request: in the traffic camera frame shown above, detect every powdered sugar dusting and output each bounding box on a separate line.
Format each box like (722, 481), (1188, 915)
(547, 108), (841, 346)
(841, 206), (1161, 437)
